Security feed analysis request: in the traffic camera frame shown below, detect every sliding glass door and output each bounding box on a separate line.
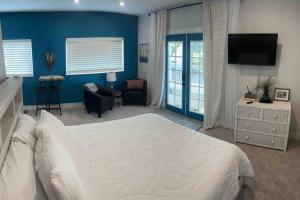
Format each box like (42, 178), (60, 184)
(166, 34), (204, 120)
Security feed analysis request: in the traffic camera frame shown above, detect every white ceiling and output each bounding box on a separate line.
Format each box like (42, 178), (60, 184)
(0, 0), (201, 16)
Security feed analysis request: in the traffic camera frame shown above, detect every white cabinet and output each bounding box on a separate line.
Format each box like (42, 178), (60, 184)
(234, 99), (291, 151)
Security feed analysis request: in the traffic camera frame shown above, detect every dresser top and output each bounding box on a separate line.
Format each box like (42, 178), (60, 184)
(237, 99), (291, 110)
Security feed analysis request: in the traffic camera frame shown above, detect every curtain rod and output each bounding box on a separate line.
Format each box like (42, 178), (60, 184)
(148, 2), (202, 15)
(168, 2), (202, 11)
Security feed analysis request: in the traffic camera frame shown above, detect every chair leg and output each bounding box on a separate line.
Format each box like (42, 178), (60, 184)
(48, 91), (51, 112)
(58, 102), (62, 116)
(58, 91), (62, 116)
(98, 113), (101, 118)
(36, 93), (39, 116)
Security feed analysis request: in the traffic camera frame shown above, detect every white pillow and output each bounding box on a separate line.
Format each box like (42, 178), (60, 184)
(84, 83), (98, 92)
(35, 131), (85, 200)
(12, 114), (37, 149)
(33, 110), (66, 141)
(0, 142), (47, 200)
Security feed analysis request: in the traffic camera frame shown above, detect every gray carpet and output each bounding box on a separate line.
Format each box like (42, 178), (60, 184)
(203, 128), (300, 200)
(27, 106), (300, 200)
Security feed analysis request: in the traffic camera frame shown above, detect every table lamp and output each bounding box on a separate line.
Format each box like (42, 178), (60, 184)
(106, 72), (116, 89)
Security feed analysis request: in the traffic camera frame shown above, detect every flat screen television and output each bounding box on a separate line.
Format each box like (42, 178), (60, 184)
(228, 34), (278, 66)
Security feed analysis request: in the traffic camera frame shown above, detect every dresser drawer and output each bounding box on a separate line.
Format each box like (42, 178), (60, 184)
(237, 106), (261, 119)
(235, 130), (287, 150)
(263, 109), (289, 123)
(237, 118), (261, 132)
(261, 122), (288, 137)
(237, 118), (288, 137)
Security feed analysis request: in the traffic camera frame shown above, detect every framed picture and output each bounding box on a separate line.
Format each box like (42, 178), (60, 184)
(139, 44), (149, 63)
(274, 88), (290, 101)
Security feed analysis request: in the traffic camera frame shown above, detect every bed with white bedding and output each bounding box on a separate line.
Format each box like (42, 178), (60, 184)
(65, 113), (253, 200)
(0, 78), (254, 200)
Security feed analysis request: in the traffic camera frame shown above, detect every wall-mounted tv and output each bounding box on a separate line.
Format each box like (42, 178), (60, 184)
(228, 34), (278, 66)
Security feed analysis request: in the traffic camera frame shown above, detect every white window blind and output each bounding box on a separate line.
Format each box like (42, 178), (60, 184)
(66, 37), (124, 75)
(3, 39), (33, 77)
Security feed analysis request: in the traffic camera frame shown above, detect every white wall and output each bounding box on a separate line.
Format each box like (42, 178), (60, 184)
(238, 0), (300, 139)
(138, 15), (151, 79)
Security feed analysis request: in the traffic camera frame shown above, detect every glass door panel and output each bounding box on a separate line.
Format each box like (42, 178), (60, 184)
(189, 40), (204, 115)
(167, 40), (184, 110)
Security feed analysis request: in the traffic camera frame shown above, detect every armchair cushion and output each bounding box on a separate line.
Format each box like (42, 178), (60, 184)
(126, 90), (144, 97)
(96, 84), (113, 97)
(127, 79), (145, 90)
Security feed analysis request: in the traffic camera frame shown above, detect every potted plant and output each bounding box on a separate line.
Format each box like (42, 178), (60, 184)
(45, 49), (56, 73)
(256, 77), (276, 103)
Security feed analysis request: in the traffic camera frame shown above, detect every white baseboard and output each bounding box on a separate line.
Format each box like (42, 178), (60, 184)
(23, 102), (84, 111)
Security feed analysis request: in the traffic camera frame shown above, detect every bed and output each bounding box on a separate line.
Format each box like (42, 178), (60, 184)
(0, 78), (254, 200)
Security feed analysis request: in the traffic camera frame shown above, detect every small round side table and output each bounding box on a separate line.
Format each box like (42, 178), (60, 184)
(113, 90), (122, 106)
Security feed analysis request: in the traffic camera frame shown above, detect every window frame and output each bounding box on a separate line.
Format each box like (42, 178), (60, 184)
(3, 39), (34, 77)
(65, 37), (125, 76)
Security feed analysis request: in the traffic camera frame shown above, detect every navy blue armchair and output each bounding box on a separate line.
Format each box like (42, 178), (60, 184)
(123, 80), (147, 106)
(84, 84), (114, 118)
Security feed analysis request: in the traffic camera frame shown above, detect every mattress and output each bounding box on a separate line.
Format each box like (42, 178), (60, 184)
(65, 113), (253, 200)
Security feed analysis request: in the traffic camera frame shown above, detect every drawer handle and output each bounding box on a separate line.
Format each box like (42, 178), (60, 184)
(273, 114), (277, 119)
(271, 140), (274, 144)
(247, 112), (251, 116)
(246, 124), (250, 128)
(245, 136), (249, 140)
(272, 128), (276, 132)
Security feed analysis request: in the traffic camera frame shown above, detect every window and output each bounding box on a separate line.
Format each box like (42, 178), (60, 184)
(66, 37), (124, 75)
(3, 39), (33, 77)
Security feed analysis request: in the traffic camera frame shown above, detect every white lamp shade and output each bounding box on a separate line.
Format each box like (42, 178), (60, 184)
(106, 72), (116, 82)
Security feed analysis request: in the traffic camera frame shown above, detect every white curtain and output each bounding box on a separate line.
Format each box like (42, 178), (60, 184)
(0, 21), (6, 83)
(150, 10), (167, 107)
(224, 0), (241, 129)
(145, 14), (157, 104)
(203, 0), (229, 129)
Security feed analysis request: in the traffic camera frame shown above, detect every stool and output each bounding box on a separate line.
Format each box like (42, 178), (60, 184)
(36, 75), (64, 116)
(48, 85), (62, 116)
(36, 86), (48, 116)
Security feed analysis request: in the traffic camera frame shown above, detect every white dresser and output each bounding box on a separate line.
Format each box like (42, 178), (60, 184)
(234, 99), (291, 151)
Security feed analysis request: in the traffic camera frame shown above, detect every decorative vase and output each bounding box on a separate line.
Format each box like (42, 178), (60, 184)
(259, 88), (273, 103)
(45, 50), (55, 74)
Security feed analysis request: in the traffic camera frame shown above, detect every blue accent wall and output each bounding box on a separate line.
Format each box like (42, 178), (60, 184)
(0, 12), (138, 105)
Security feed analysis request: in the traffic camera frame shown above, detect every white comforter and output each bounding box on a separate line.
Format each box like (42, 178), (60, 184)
(65, 113), (253, 200)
